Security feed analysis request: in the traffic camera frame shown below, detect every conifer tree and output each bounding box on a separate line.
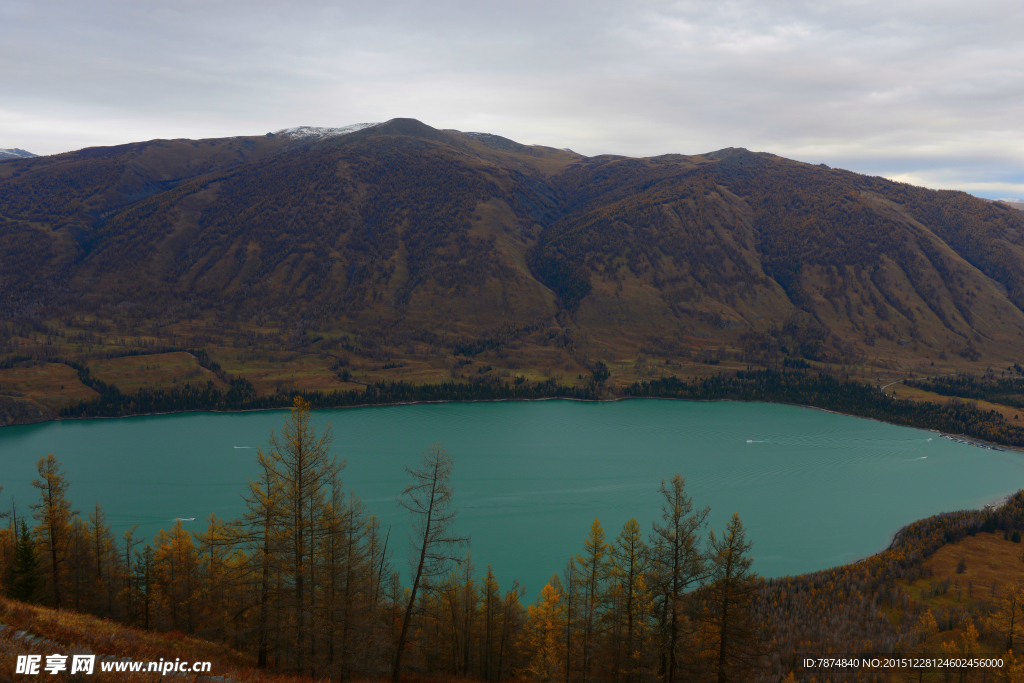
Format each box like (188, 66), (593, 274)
(66, 518), (91, 611)
(990, 584), (1024, 653)
(500, 579), (525, 679)
(630, 571), (657, 683)
(154, 521), (199, 633)
(706, 513), (760, 683)
(462, 555), (477, 675)
(440, 551), (477, 675)
(122, 525), (142, 624)
(242, 444), (282, 668)
(141, 544), (154, 630)
(196, 514), (232, 641)
(480, 565), (509, 680)
(88, 503), (114, 616)
(522, 577), (567, 681)
(362, 514), (394, 675)
(913, 609), (938, 645)
(7, 520), (41, 603)
(261, 395), (340, 673)
(393, 443), (468, 683)
(332, 489), (371, 680)
(576, 519), (609, 683)
(562, 557), (580, 683)
(30, 453), (77, 608)
(649, 474), (709, 683)
(612, 518), (649, 682)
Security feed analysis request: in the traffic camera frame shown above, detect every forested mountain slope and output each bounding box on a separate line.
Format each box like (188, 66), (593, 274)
(538, 148), (1024, 364)
(2, 118), (1023, 416)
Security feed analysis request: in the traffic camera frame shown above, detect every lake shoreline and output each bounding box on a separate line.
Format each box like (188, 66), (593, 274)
(17, 393), (1023, 455)
(6, 394), (1022, 594)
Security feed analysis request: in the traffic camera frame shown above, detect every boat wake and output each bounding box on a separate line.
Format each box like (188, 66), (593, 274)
(234, 446), (253, 449)
(174, 517), (195, 521)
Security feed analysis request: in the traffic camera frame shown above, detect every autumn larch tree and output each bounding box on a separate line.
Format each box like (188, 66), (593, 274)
(576, 518), (609, 683)
(705, 513), (761, 683)
(482, 565), (501, 680)
(153, 520), (200, 632)
(503, 579), (525, 678)
(30, 453), (77, 608)
(261, 395), (341, 673)
(242, 441), (283, 668)
(88, 502), (114, 616)
(649, 474), (709, 683)
(393, 443), (468, 683)
(612, 517), (649, 682)
(991, 584), (1024, 654)
(7, 520), (41, 602)
(563, 557), (579, 683)
(523, 576), (567, 681)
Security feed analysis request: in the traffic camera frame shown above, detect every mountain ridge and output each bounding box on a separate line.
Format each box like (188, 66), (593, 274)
(2, 118), (1023, 418)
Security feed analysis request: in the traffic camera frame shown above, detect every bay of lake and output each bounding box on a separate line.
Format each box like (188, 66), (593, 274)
(1, 398), (1022, 598)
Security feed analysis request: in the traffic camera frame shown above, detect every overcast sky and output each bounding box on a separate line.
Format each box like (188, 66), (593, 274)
(2, 0), (1022, 198)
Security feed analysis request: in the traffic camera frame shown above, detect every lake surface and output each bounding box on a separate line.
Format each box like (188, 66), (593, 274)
(2, 399), (1022, 597)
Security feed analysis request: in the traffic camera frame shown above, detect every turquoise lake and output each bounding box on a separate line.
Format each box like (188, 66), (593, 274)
(2, 399), (1022, 597)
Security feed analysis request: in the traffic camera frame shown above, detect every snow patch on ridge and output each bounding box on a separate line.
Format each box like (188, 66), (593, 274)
(0, 148), (38, 160)
(275, 123), (381, 140)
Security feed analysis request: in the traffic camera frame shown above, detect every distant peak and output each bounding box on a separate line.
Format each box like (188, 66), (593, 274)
(0, 148), (38, 160)
(702, 146), (771, 171)
(703, 147), (751, 160)
(273, 122), (381, 140)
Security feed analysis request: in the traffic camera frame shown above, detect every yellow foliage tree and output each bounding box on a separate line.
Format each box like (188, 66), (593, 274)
(261, 395), (340, 673)
(914, 609), (938, 644)
(1001, 651), (1024, 683)
(521, 577), (567, 682)
(940, 619), (979, 683)
(153, 521), (200, 633)
(990, 584), (1024, 653)
(576, 517), (609, 681)
(31, 453), (78, 608)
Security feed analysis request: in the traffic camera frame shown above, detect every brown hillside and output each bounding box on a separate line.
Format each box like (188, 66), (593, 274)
(0, 596), (315, 682)
(2, 119), (1023, 414)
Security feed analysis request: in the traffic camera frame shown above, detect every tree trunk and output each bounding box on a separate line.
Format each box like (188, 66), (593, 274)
(392, 480), (435, 683)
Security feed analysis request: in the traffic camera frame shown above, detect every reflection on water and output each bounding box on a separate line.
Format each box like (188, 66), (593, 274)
(2, 399), (1022, 597)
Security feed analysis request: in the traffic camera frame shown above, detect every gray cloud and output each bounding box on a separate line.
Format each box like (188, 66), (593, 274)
(2, 0), (1022, 196)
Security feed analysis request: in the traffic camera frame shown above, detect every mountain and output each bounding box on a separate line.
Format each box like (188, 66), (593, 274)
(2, 118), (1024, 410)
(0, 148), (38, 160)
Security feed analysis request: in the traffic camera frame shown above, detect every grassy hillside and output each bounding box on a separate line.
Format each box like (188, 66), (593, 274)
(757, 491), (1024, 681)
